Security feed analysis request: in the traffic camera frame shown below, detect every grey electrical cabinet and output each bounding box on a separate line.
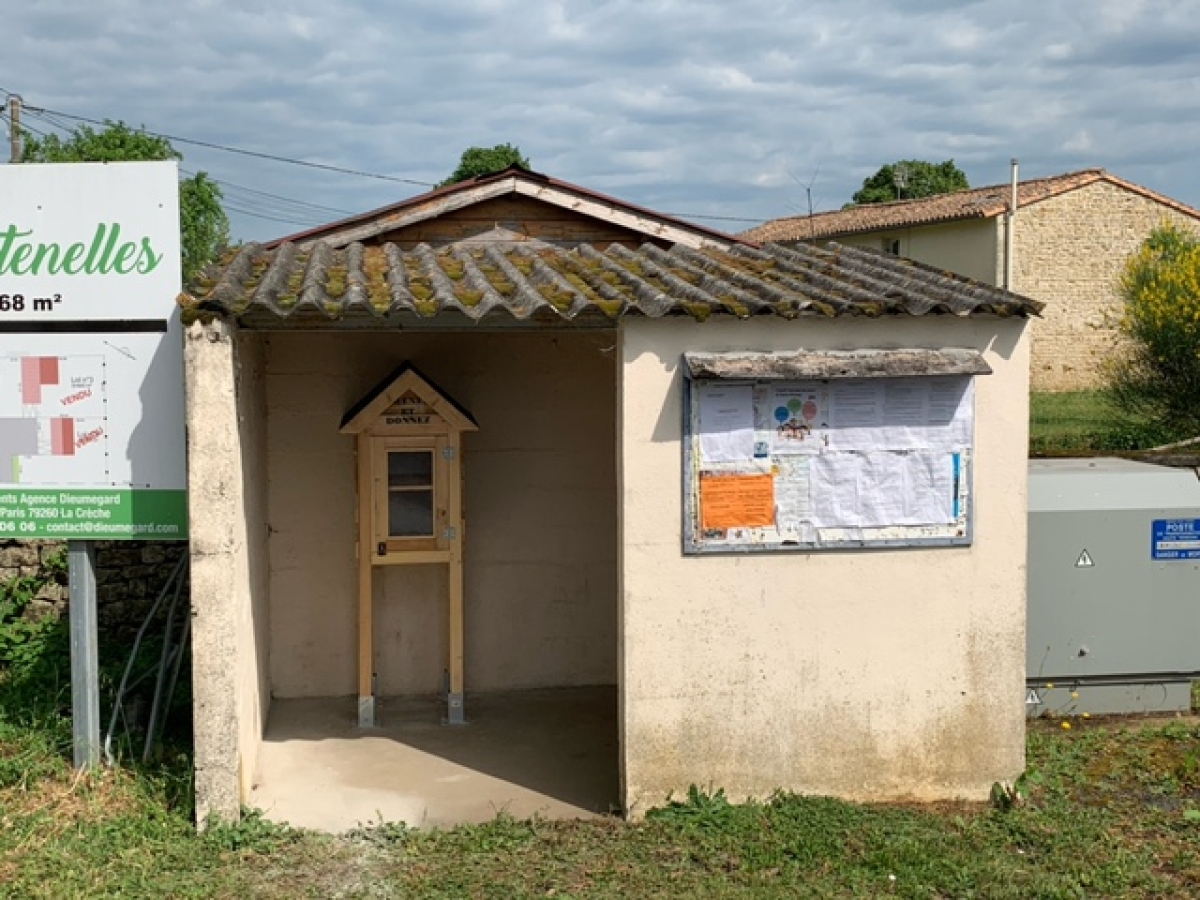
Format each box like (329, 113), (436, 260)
(1027, 458), (1200, 716)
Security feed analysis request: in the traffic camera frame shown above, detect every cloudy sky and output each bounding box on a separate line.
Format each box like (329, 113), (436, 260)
(8, 0), (1200, 243)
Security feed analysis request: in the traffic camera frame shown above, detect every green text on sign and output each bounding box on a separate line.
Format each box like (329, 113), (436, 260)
(0, 489), (187, 540)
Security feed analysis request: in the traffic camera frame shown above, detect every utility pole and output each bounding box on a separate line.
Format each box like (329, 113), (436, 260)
(893, 162), (909, 201)
(1005, 159), (1019, 292)
(8, 94), (22, 163)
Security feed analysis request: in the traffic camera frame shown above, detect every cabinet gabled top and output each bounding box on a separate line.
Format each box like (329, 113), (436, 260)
(340, 363), (478, 435)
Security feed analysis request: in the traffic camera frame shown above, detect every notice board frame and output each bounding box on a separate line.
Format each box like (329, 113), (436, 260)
(680, 350), (985, 555)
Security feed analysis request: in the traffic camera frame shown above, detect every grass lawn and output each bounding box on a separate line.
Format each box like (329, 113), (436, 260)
(1029, 390), (1187, 457)
(5, 713), (1200, 898)
(1030, 391), (1109, 456)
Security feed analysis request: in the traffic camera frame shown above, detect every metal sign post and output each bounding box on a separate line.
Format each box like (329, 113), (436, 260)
(67, 541), (99, 768)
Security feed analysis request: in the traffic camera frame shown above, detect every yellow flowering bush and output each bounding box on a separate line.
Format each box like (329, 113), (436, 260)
(1107, 223), (1200, 433)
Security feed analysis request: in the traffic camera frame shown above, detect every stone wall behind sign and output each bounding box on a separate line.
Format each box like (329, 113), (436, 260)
(0, 539), (188, 638)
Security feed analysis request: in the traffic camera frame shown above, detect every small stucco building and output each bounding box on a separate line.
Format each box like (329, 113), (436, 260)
(745, 169), (1200, 392)
(181, 167), (1040, 828)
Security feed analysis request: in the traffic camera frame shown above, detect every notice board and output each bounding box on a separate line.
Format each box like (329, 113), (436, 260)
(683, 372), (975, 553)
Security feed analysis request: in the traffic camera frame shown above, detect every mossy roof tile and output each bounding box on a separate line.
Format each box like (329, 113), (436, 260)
(180, 239), (1041, 328)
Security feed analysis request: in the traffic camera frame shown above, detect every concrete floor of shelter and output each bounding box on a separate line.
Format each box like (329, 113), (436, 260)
(250, 686), (619, 833)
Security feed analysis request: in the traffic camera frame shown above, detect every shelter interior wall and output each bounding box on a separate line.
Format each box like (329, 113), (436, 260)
(265, 330), (618, 698)
(618, 315), (1030, 814)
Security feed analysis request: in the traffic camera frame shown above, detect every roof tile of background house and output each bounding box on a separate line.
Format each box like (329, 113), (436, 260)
(744, 169), (1200, 243)
(181, 239), (1041, 329)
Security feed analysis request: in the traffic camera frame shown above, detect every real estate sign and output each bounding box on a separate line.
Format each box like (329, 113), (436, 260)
(0, 161), (187, 540)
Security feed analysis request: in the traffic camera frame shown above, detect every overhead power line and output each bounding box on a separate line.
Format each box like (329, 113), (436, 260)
(180, 168), (355, 222)
(21, 104), (436, 188)
(665, 212), (763, 224)
(196, 175), (354, 217)
(219, 201), (323, 227)
(14, 109), (346, 228)
(6, 115), (49, 140)
(6, 91), (769, 231)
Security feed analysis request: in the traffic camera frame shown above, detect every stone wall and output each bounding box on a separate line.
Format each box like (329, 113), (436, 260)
(1016, 181), (1200, 392)
(0, 539), (188, 637)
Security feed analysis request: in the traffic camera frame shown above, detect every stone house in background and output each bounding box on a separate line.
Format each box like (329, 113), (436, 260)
(744, 170), (1200, 392)
(181, 166), (1039, 829)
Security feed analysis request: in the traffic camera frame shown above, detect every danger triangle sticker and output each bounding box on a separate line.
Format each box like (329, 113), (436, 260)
(1076, 549), (1095, 568)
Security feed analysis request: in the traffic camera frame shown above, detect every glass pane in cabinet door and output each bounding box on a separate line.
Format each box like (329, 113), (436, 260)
(388, 451), (432, 488)
(389, 489), (434, 537)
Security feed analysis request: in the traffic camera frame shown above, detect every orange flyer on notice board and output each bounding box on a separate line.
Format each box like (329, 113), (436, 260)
(699, 473), (776, 530)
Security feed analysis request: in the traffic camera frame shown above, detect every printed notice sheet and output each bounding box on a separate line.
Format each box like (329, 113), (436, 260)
(700, 473), (776, 530)
(697, 382), (755, 464)
(825, 377), (973, 452)
(762, 384), (828, 455)
(773, 456), (813, 530)
(809, 452), (955, 528)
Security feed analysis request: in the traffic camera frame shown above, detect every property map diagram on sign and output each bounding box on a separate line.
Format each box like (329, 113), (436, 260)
(0, 353), (110, 486)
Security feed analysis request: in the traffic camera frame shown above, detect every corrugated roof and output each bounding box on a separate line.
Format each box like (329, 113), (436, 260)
(744, 169), (1200, 243)
(181, 238), (1040, 329)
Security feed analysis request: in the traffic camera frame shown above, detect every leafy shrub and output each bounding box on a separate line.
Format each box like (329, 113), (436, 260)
(0, 550), (71, 717)
(1106, 223), (1200, 436)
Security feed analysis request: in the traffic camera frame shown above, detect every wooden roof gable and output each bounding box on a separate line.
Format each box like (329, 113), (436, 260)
(340, 363), (478, 434)
(267, 165), (745, 252)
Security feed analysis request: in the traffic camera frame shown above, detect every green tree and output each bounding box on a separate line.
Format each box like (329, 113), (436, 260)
(1106, 222), (1200, 434)
(21, 121), (230, 284)
(848, 159), (969, 206)
(439, 143), (530, 187)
